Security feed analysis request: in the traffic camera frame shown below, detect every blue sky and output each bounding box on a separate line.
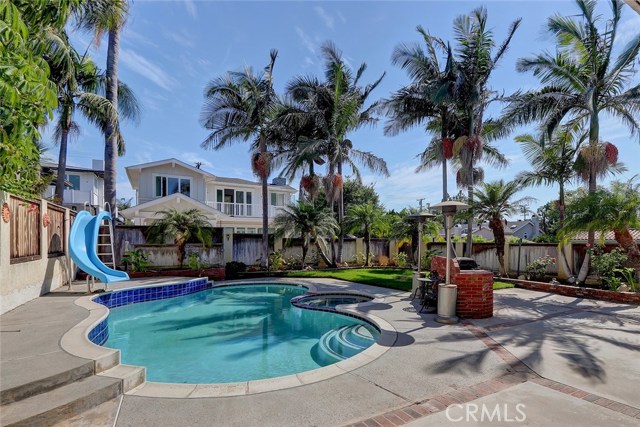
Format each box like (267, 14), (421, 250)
(54, 0), (640, 215)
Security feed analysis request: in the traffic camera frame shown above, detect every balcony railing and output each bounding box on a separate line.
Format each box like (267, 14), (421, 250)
(205, 202), (286, 218)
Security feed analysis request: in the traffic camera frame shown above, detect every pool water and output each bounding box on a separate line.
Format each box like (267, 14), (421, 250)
(104, 284), (379, 383)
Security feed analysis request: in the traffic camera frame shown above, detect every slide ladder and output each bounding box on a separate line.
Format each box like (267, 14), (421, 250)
(96, 204), (116, 268)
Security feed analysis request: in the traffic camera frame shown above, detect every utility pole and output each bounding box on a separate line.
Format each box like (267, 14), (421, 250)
(417, 198), (425, 211)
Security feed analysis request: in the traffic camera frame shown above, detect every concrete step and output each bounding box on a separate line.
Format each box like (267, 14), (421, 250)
(0, 353), (94, 405)
(99, 364), (145, 393)
(0, 375), (122, 427)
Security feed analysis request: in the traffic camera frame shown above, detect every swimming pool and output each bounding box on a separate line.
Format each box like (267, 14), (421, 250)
(100, 284), (379, 383)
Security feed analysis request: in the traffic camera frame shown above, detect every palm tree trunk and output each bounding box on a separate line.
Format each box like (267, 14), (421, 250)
(558, 183), (565, 228)
(365, 231), (371, 267)
(54, 125), (70, 203)
(465, 112), (474, 258)
(301, 240), (308, 267)
(314, 238), (333, 267)
(104, 28), (120, 216)
(615, 229), (640, 276)
(490, 218), (506, 277)
(337, 161), (344, 264)
(259, 137), (269, 269)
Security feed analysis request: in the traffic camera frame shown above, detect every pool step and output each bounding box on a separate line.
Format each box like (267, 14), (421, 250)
(0, 375), (122, 427)
(316, 325), (376, 364)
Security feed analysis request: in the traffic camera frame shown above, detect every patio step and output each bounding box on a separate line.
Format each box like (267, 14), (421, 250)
(0, 375), (122, 427)
(314, 325), (376, 364)
(0, 354), (95, 405)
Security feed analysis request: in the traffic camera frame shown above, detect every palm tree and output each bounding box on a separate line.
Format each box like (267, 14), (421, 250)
(286, 42), (388, 264)
(200, 50), (280, 269)
(346, 203), (384, 267)
(273, 201), (338, 267)
(561, 178), (640, 276)
(501, 0), (640, 252)
(449, 7), (521, 256)
(385, 26), (458, 203)
(76, 0), (131, 213)
(146, 208), (213, 267)
(473, 180), (530, 277)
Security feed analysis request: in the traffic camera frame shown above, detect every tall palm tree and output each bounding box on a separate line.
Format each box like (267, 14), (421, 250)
(273, 201), (338, 267)
(146, 208), (213, 267)
(450, 7), (521, 256)
(346, 202), (384, 267)
(561, 178), (640, 276)
(501, 0), (640, 255)
(76, 0), (130, 213)
(385, 26), (458, 203)
(286, 42), (388, 264)
(473, 180), (530, 276)
(200, 50), (280, 269)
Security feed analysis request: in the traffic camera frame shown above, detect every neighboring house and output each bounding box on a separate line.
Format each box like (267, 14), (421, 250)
(447, 215), (541, 240)
(42, 159), (105, 211)
(120, 158), (297, 232)
(571, 229), (640, 243)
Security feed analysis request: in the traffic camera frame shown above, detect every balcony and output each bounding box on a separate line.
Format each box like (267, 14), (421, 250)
(205, 202), (286, 218)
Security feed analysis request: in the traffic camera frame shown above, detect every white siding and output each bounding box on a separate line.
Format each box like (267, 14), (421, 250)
(138, 164), (206, 204)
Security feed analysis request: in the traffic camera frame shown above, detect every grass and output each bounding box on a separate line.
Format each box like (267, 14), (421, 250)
(285, 268), (515, 292)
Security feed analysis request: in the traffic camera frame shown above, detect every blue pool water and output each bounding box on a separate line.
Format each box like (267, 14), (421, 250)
(104, 284), (379, 383)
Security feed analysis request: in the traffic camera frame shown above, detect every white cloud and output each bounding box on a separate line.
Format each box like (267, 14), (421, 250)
(164, 29), (196, 48)
(295, 27), (317, 54)
(119, 48), (177, 91)
(616, 14), (640, 46)
(183, 0), (197, 19)
(122, 28), (158, 48)
(314, 6), (334, 30)
(337, 11), (347, 24)
(302, 56), (314, 68)
(179, 152), (213, 170)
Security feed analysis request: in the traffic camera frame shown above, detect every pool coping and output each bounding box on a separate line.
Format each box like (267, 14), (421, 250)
(60, 277), (397, 398)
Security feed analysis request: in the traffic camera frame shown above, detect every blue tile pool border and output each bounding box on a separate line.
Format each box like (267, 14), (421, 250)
(88, 278), (211, 345)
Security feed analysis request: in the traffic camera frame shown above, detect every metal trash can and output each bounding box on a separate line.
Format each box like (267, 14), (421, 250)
(436, 284), (458, 324)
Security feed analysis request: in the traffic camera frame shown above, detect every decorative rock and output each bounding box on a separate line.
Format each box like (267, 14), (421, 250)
(617, 284), (630, 292)
(517, 275), (526, 280)
(550, 278), (560, 285)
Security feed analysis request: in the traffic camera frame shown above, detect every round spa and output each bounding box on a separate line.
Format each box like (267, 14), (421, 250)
(90, 283), (379, 384)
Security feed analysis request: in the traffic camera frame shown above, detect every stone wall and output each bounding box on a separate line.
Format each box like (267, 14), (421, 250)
(431, 255), (493, 319)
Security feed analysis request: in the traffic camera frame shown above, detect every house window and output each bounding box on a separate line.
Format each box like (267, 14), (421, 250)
(155, 176), (190, 197)
(66, 174), (80, 190)
(236, 227), (245, 233)
(270, 192), (285, 206)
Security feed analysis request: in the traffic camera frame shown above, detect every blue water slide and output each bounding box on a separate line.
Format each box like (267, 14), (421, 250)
(69, 211), (129, 284)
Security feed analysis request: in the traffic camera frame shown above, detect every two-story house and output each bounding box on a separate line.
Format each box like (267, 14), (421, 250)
(42, 159), (105, 211)
(120, 158), (297, 232)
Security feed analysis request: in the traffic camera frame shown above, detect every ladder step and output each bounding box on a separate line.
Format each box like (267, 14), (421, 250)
(98, 234), (110, 237)
(97, 253), (114, 256)
(97, 243), (111, 246)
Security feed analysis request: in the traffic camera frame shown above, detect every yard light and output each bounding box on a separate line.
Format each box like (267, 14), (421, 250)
(430, 200), (470, 324)
(409, 211), (436, 278)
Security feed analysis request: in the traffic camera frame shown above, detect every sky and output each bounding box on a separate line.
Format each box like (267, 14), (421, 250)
(52, 0), (640, 217)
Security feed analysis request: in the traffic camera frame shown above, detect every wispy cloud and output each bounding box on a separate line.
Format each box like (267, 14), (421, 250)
(337, 11), (347, 24)
(122, 28), (158, 48)
(314, 6), (334, 30)
(295, 27), (317, 54)
(183, 0), (197, 19)
(179, 152), (213, 169)
(164, 29), (196, 48)
(616, 14), (640, 46)
(302, 56), (314, 68)
(120, 48), (177, 91)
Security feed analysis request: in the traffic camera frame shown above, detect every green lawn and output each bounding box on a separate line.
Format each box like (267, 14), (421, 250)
(285, 268), (515, 292)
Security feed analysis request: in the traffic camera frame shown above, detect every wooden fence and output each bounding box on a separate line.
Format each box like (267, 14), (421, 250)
(47, 203), (65, 256)
(9, 195), (41, 263)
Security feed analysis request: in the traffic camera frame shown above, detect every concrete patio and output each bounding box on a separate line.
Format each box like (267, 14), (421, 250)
(1, 279), (639, 427)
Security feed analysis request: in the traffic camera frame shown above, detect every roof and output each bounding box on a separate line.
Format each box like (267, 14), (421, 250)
(125, 158), (296, 192)
(41, 162), (104, 178)
(571, 229), (640, 242)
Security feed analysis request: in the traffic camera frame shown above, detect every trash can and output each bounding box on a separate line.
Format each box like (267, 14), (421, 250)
(436, 284), (458, 324)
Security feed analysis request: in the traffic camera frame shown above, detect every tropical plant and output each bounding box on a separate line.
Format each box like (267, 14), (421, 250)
(285, 42), (389, 265)
(273, 201), (339, 267)
(146, 208), (213, 267)
(589, 246), (628, 286)
(268, 250), (285, 271)
(0, 1), (66, 196)
(473, 180), (531, 276)
(448, 7), (521, 256)
(120, 249), (151, 272)
(385, 26), (458, 203)
(345, 202), (384, 267)
(561, 179), (640, 277)
(200, 50), (280, 269)
(501, 0), (640, 272)
(76, 0), (131, 213)
(395, 252), (409, 268)
(185, 252), (207, 271)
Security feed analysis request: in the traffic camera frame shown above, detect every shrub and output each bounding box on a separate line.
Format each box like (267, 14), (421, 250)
(395, 252), (408, 268)
(120, 249), (151, 272)
(268, 251), (285, 271)
(589, 246), (628, 288)
(225, 261), (247, 279)
(186, 253), (208, 270)
(525, 254), (556, 280)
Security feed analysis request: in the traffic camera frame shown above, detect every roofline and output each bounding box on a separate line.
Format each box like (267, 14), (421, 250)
(120, 193), (230, 218)
(125, 158), (217, 179)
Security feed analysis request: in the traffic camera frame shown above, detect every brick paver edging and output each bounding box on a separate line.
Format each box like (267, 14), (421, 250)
(343, 319), (640, 426)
